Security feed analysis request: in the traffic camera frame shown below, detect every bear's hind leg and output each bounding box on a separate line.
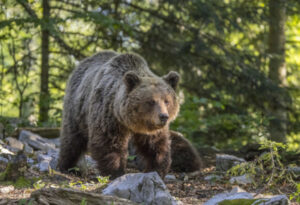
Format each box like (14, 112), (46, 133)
(58, 126), (88, 172)
(133, 131), (171, 178)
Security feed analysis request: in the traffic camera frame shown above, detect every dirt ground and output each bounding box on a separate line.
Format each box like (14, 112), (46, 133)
(0, 149), (298, 205)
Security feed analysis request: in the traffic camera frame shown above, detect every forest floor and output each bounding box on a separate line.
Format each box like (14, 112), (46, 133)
(0, 148), (297, 205)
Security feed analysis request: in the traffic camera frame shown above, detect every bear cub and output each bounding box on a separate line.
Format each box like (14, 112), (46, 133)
(58, 51), (180, 179)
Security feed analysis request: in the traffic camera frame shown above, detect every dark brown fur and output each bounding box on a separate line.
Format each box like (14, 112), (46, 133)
(170, 131), (202, 172)
(130, 131), (202, 173)
(57, 51), (180, 178)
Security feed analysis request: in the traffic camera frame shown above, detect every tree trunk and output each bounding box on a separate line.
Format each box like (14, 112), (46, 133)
(268, 0), (287, 142)
(39, 0), (50, 123)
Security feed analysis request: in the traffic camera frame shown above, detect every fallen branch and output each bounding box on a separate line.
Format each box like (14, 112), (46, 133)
(30, 188), (137, 205)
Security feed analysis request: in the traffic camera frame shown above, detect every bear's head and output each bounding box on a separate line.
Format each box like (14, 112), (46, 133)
(115, 71), (180, 134)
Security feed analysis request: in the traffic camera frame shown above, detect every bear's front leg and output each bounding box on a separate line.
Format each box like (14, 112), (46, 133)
(133, 131), (171, 178)
(89, 127), (130, 179)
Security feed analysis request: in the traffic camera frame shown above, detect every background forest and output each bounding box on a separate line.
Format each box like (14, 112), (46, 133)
(0, 0), (300, 151)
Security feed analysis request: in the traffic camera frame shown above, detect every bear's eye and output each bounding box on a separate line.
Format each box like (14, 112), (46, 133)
(164, 100), (169, 105)
(147, 100), (156, 106)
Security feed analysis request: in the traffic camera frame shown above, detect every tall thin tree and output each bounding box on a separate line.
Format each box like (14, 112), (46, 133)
(39, 0), (50, 122)
(268, 0), (287, 142)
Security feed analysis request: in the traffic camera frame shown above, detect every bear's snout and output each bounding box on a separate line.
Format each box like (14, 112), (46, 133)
(159, 113), (169, 124)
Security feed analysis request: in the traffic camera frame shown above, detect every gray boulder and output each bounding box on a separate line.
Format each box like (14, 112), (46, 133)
(253, 195), (289, 205)
(0, 144), (15, 158)
(204, 174), (223, 182)
(164, 174), (176, 182)
(288, 166), (300, 175)
(103, 172), (178, 205)
(24, 143), (34, 154)
(216, 154), (246, 172)
(204, 187), (253, 205)
(229, 174), (254, 185)
(19, 130), (56, 151)
(5, 137), (24, 151)
(204, 187), (290, 205)
(35, 148), (59, 172)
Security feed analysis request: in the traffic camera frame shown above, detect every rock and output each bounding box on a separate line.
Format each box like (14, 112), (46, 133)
(77, 154), (99, 176)
(5, 145), (20, 154)
(253, 195), (289, 205)
(0, 185), (14, 194)
(27, 158), (35, 165)
(45, 137), (60, 148)
(0, 156), (9, 172)
(288, 166), (300, 175)
(204, 187), (253, 205)
(5, 137), (24, 151)
(204, 174), (223, 182)
(29, 188), (137, 205)
(1, 152), (27, 181)
(37, 153), (52, 162)
(0, 156), (9, 163)
(36, 149), (59, 172)
(204, 187), (290, 205)
(19, 130), (56, 151)
(165, 174), (176, 181)
(103, 172), (178, 205)
(38, 160), (51, 172)
(216, 154), (246, 172)
(0, 144), (15, 156)
(85, 155), (97, 168)
(230, 174), (253, 185)
(24, 143), (34, 154)
(47, 148), (59, 169)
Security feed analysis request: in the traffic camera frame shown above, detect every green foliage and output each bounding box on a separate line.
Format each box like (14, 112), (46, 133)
(0, 0), (299, 148)
(18, 199), (34, 205)
(14, 176), (31, 188)
(227, 139), (294, 188)
(96, 176), (109, 185)
(127, 155), (136, 161)
(80, 198), (87, 205)
(0, 162), (12, 181)
(33, 179), (46, 190)
(171, 93), (270, 149)
(290, 183), (300, 202)
(69, 180), (87, 191)
(218, 199), (259, 205)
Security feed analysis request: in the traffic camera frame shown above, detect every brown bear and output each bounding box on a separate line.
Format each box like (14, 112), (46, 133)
(129, 130), (203, 173)
(169, 131), (203, 172)
(57, 51), (180, 179)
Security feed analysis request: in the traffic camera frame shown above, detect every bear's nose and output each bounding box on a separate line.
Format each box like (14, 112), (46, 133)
(159, 113), (169, 123)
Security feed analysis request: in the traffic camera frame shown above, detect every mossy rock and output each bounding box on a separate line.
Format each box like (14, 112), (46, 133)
(218, 199), (262, 205)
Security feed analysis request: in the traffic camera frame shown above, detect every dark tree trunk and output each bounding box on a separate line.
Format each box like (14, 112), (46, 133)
(39, 0), (50, 123)
(268, 0), (287, 142)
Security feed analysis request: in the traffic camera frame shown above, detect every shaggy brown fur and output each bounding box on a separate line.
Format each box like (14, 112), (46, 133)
(169, 131), (202, 172)
(130, 131), (202, 173)
(57, 51), (180, 179)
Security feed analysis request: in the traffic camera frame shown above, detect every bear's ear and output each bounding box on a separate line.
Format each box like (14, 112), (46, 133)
(163, 71), (180, 90)
(124, 71), (140, 92)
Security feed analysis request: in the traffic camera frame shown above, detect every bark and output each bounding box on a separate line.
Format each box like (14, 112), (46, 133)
(39, 0), (50, 122)
(268, 0), (287, 142)
(12, 127), (60, 139)
(29, 188), (137, 205)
